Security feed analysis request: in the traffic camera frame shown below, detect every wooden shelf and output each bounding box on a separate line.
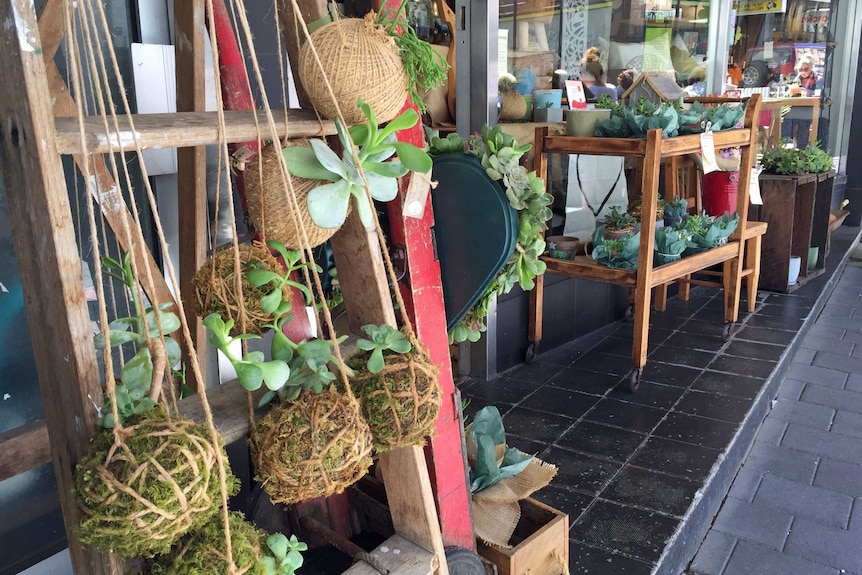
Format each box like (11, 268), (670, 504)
(540, 130), (753, 158)
(53, 109), (336, 154)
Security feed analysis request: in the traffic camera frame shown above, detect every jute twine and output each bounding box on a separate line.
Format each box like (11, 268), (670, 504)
(243, 140), (344, 249)
(74, 411), (238, 558)
(192, 241), (285, 335)
(298, 13), (408, 125)
(249, 387), (373, 504)
(347, 335), (441, 452)
(499, 91), (528, 121)
(152, 511), (267, 575)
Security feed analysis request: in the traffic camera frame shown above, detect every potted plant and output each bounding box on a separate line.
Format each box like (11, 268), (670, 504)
(600, 205), (638, 239)
(681, 212), (739, 255)
(629, 195), (665, 228)
(654, 227), (692, 266)
(663, 196), (688, 227)
(591, 225), (640, 269)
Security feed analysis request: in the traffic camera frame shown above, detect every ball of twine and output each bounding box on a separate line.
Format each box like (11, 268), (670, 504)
(499, 91), (528, 121)
(74, 411), (238, 558)
(347, 336), (441, 452)
(249, 388), (373, 504)
(298, 13), (408, 125)
(152, 511), (267, 575)
(192, 241), (285, 335)
(244, 141), (344, 249)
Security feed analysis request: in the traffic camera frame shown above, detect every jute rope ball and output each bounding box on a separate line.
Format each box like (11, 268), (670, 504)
(192, 241), (285, 335)
(249, 388), (373, 504)
(74, 411), (238, 558)
(499, 91), (528, 121)
(244, 140), (343, 249)
(298, 13), (409, 125)
(152, 511), (267, 575)
(347, 336), (441, 452)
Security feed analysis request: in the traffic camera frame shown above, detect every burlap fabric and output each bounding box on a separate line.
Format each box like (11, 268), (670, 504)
(243, 141), (342, 249)
(298, 13), (408, 125)
(499, 91), (528, 121)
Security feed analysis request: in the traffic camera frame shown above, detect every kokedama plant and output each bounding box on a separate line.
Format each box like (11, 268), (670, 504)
(281, 100), (432, 230)
(602, 205), (637, 233)
(347, 325), (441, 452)
(263, 533), (308, 575)
(95, 251), (182, 428)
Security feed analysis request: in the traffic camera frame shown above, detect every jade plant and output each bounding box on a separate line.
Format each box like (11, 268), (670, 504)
(263, 533), (307, 575)
(281, 99), (432, 229)
(94, 251), (182, 428)
(430, 126), (553, 344)
(355, 324), (412, 374)
(246, 240), (315, 314)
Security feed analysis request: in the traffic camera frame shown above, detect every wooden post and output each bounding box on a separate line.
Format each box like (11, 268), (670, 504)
(276, 0), (330, 109)
(0, 1), (119, 573)
(175, 0), (209, 389)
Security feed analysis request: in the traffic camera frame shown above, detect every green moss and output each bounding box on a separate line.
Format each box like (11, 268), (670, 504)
(152, 512), (267, 575)
(74, 409), (239, 558)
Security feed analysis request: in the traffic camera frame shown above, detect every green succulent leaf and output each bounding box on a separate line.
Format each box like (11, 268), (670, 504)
(246, 269), (283, 287)
(307, 179), (352, 228)
(365, 171), (399, 202)
(234, 362), (263, 391)
(281, 146), (339, 181)
(378, 108), (419, 141)
(121, 349), (153, 395)
(365, 159), (408, 179)
(394, 142), (433, 173)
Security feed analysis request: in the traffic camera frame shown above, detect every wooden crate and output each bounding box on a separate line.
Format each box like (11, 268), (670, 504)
(476, 498), (569, 575)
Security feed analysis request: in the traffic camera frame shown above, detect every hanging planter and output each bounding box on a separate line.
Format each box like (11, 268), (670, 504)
(243, 140), (345, 249)
(346, 325), (441, 452)
(74, 409), (238, 558)
(192, 241), (286, 336)
(298, 13), (408, 125)
(249, 387), (373, 505)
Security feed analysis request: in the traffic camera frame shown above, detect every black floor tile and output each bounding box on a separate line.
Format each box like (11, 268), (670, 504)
(674, 389), (755, 424)
(536, 343), (585, 366)
(629, 436), (721, 482)
(501, 361), (565, 385)
(653, 411), (739, 450)
(612, 325), (675, 347)
(572, 351), (633, 376)
(649, 312), (688, 330)
(691, 306), (729, 323)
(708, 354), (776, 379)
(585, 398), (666, 434)
(757, 301), (813, 319)
(556, 421), (646, 462)
(743, 314), (805, 331)
(724, 340), (787, 362)
(502, 406), (575, 444)
(520, 386), (601, 419)
(640, 362), (703, 388)
(648, 345), (716, 369)
(461, 396), (513, 422)
(546, 366), (621, 396)
(568, 541), (654, 574)
(570, 500), (681, 563)
(735, 324), (797, 344)
(461, 376), (537, 406)
(608, 380), (687, 410)
(540, 446), (622, 496)
(532, 484), (593, 522)
(601, 464), (701, 517)
(592, 336), (636, 357)
(679, 318), (729, 338)
(662, 331), (726, 353)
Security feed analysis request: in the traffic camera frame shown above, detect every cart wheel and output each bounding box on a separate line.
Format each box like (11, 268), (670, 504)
(627, 368), (643, 393)
(722, 322), (733, 341)
(624, 304), (635, 322)
(525, 343), (539, 364)
(445, 546), (487, 575)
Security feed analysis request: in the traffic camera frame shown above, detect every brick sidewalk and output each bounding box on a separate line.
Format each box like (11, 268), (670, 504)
(689, 259), (862, 575)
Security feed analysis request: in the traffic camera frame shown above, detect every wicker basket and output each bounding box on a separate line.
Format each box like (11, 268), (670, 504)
(244, 141), (342, 249)
(298, 14), (408, 125)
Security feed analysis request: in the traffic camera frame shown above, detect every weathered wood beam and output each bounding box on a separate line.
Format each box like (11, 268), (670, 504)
(0, 421), (51, 482)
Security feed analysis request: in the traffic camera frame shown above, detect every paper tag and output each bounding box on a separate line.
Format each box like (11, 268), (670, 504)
(231, 146), (256, 171)
(566, 80), (587, 110)
(749, 165), (763, 205)
(764, 41), (773, 59)
(700, 131), (719, 174)
(403, 170), (435, 219)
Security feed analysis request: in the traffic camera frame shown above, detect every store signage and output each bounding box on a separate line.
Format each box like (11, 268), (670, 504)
(735, 0), (786, 16)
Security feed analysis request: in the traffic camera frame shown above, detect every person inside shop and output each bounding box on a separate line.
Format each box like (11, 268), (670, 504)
(782, 55), (822, 147)
(579, 47), (617, 102)
(616, 68), (636, 99)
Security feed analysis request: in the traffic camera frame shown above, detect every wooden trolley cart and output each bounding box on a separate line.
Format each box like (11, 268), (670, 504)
(527, 95), (762, 391)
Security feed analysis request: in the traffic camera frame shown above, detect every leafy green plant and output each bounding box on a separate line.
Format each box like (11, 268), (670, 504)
(654, 227), (692, 256)
(801, 142), (834, 173)
(684, 212), (740, 254)
(663, 196), (688, 219)
(677, 213), (707, 236)
(429, 126), (553, 344)
(355, 324), (412, 374)
(602, 205), (637, 232)
(281, 100), (432, 229)
(246, 240), (316, 314)
(469, 406), (533, 493)
(760, 142), (808, 174)
(591, 226), (640, 269)
(262, 533), (307, 575)
(94, 252), (182, 428)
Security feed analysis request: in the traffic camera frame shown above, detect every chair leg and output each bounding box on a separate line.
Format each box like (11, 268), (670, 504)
(678, 274), (692, 301)
(746, 235), (762, 312)
(654, 283), (669, 311)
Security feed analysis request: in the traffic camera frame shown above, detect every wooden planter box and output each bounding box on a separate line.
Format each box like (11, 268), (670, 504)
(476, 498), (569, 575)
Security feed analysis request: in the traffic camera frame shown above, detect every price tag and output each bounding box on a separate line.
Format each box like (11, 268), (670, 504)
(749, 165), (763, 205)
(403, 170), (435, 219)
(700, 130), (719, 174)
(566, 80), (587, 110)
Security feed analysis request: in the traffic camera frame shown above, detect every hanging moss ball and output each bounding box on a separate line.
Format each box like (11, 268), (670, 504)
(152, 512), (267, 575)
(74, 410), (238, 558)
(249, 388), (373, 504)
(347, 338), (441, 452)
(192, 241), (285, 335)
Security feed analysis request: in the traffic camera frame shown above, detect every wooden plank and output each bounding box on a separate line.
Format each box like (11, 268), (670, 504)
(53, 109), (336, 154)
(276, 0), (330, 109)
(542, 135), (645, 156)
(36, 0), (65, 62)
(647, 242), (740, 285)
(0, 421), (51, 482)
(175, 0), (208, 390)
(542, 256), (637, 286)
(45, 63), (177, 312)
(0, 1), (119, 572)
(342, 535), (437, 575)
(176, 380), (262, 444)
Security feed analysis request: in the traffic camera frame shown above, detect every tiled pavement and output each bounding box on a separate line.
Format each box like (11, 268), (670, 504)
(458, 226), (862, 575)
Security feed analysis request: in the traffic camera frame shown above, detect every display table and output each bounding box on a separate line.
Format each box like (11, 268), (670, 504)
(760, 96), (819, 148)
